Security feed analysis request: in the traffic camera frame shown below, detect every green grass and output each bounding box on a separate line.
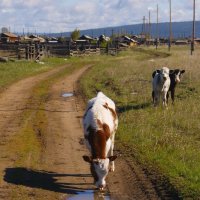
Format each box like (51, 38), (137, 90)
(0, 57), (68, 91)
(80, 46), (200, 199)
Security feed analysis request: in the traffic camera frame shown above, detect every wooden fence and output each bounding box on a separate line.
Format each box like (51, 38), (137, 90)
(0, 42), (128, 61)
(46, 43), (101, 57)
(0, 43), (47, 61)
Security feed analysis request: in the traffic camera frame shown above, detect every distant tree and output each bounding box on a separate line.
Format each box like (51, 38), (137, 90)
(71, 28), (80, 41)
(58, 37), (66, 43)
(1, 27), (9, 33)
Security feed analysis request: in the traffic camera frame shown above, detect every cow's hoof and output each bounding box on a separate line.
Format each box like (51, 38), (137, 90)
(110, 166), (115, 172)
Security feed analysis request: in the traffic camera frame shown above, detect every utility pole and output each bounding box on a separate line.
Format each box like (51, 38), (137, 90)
(168, 0), (172, 51)
(149, 9), (151, 39)
(111, 29), (114, 38)
(191, 0), (195, 55)
(156, 4), (159, 49)
(143, 16), (147, 45)
(91, 29), (94, 38)
(142, 16), (146, 36)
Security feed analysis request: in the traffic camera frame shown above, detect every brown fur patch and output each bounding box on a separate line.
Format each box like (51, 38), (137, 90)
(102, 123), (110, 140)
(86, 122), (110, 159)
(103, 103), (108, 109)
(108, 107), (117, 121)
(103, 103), (118, 122)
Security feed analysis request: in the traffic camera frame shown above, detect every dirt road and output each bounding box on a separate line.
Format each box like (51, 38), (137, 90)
(0, 64), (176, 200)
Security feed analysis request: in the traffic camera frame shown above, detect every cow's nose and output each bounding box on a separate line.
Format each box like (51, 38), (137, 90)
(99, 185), (104, 191)
(163, 76), (167, 81)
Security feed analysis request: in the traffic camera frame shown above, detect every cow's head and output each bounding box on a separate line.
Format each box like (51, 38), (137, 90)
(160, 67), (170, 81)
(83, 155), (117, 190)
(170, 69), (185, 83)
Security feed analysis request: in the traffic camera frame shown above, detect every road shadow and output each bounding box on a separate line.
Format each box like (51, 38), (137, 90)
(4, 167), (93, 195)
(117, 102), (151, 114)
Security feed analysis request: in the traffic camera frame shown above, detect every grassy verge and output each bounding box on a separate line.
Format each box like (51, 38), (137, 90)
(80, 47), (200, 199)
(0, 57), (69, 91)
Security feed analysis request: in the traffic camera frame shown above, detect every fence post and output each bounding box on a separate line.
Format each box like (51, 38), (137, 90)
(26, 45), (29, 60)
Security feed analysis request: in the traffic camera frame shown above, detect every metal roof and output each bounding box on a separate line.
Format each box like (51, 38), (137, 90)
(1, 32), (18, 38)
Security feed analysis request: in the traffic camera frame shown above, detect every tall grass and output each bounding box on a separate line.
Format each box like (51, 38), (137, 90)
(80, 46), (200, 198)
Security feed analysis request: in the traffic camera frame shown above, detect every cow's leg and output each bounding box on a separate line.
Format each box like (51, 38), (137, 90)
(166, 91), (169, 104)
(152, 91), (155, 104)
(109, 134), (115, 172)
(171, 89), (175, 104)
(162, 91), (168, 107)
(152, 91), (158, 106)
(154, 91), (160, 106)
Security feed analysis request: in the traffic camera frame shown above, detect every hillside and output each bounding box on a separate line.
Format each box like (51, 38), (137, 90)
(52, 21), (200, 39)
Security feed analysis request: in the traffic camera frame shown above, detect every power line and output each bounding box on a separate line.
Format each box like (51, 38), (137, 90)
(168, 0), (172, 52)
(191, 0), (195, 55)
(156, 4), (159, 49)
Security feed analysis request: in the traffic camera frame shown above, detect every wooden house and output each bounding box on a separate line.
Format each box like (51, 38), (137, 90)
(79, 35), (95, 43)
(175, 40), (189, 45)
(29, 35), (46, 43)
(0, 32), (18, 43)
(117, 35), (138, 46)
(194, 38), (200, 45)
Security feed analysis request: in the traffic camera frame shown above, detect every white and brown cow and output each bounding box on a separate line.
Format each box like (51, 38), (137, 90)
(152, 67), (171, 107)
(82, 92), (118, 190)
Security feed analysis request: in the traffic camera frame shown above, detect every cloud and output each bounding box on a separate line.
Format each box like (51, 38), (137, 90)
(0, 0), (198, 33)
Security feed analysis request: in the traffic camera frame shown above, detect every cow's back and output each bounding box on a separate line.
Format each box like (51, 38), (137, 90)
(83, 92), (117, 135)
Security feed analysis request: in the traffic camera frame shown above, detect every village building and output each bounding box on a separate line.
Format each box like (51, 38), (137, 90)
(115, 35), (138, 46)
(175, 40), (189, 45)
(194, 38), (200, 45)
(78, 35), (94, 42)
(99, 34), (110, 42)
(28, 35), (46, 43)
(0, 32), (19, 43)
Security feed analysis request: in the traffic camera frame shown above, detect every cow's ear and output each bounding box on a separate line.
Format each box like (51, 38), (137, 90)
(152, 70), (159, 78)
(152, 71), (156, 78)
(156, 70), (160, 73)
(181, 70), (185, 74)
(83, 155), (92, 163)
(108, 155), (117, 161)
(175, 69), (180, 73)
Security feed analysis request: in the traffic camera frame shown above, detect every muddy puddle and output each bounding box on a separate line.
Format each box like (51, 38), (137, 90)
(67, 190), (111, 200)
(62, 92), (74, 98)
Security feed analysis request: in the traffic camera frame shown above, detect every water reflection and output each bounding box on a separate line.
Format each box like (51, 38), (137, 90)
(62, 92), (74, 98)
(67, 190), (111, 200)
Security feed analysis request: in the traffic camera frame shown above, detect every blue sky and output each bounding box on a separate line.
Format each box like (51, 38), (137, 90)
(0, 0), (199, 33)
